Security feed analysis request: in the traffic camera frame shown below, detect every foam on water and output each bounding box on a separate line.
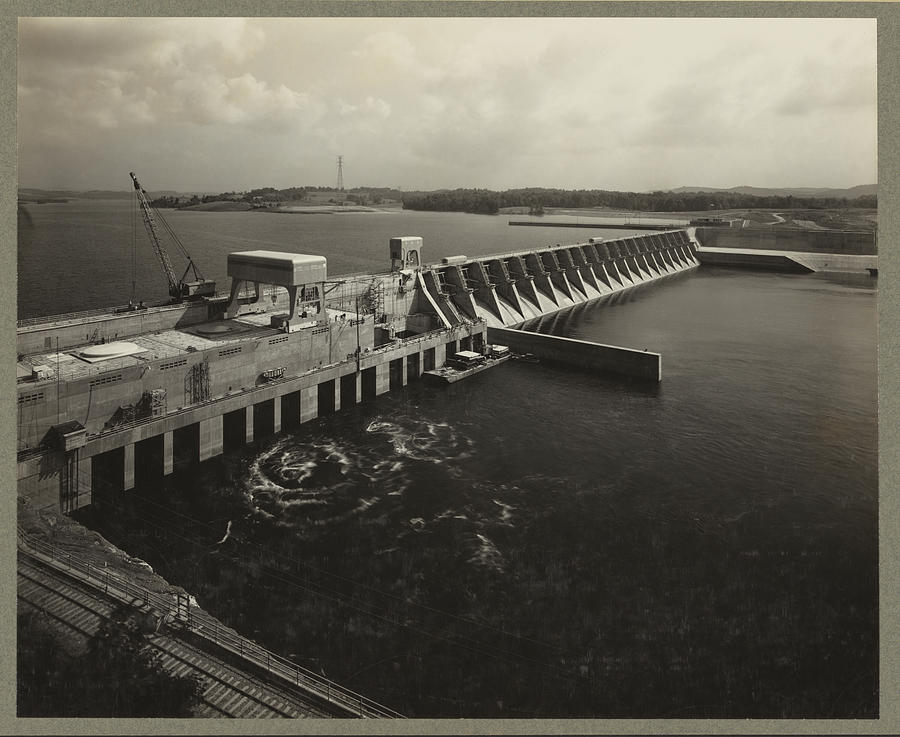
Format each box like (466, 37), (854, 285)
(492, 499), (516, 525)
(238, 413), (528, 565)
(468, 533), (506, 573)
(366, 416), (473, 463)
(241, 414), (481, 527)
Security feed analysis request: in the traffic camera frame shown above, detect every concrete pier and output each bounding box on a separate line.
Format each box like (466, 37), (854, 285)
(301, 386), (318, 424)
(123, 443), (135, 491)
(199, 416), (223, 462)
(163, 431), (173, 475)
(245, 405), (254, 443)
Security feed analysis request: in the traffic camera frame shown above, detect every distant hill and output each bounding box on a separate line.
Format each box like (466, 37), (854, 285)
(19, 186), (397, 202)
(668, 184), (877, 200)
(19, 187), (187, 200)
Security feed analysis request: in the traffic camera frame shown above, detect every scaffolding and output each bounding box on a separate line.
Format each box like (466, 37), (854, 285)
(185, 359), (210, 405)
(148, 389), (167, 417)
(324, 277), (385, 319)
(363, 280), (385, 320)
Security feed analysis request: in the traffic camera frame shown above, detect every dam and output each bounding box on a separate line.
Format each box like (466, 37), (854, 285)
(16, 230), (698, 513)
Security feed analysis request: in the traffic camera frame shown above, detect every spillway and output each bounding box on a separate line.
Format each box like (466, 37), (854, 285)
(424, 230), (698, 329)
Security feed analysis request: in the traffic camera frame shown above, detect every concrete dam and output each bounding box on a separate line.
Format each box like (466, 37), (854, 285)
(16, 230), (699, 513)
(427, 229), (697, 328)
(692, 225), (877, 274)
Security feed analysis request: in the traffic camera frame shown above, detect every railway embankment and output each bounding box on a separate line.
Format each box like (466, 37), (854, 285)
(17, 498), (403, 718)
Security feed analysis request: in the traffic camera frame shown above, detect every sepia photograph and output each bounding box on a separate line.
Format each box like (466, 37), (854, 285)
(10, 7), (888, 730)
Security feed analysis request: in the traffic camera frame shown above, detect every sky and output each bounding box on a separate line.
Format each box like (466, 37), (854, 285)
(17, 16), (877, 194)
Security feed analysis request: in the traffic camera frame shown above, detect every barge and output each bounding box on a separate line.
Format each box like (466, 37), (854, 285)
(422, 348), (511, 384)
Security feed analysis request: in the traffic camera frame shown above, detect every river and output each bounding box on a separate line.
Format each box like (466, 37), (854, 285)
(18, 200), (878, 718)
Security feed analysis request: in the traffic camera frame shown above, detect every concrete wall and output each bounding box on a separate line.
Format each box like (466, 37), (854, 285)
(694, 227), (876, 255)
(487, 327), (661, 381)
(696, 250), (814, 272)
(696, 248), (877, 274)
(17, 302), (215, 356)
(17, 448), (92, 512)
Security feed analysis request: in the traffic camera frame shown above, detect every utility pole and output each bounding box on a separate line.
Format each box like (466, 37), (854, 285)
(336, 155), (344, 192)
(355, 293), (361, 372)
(56, 337), (60, 424)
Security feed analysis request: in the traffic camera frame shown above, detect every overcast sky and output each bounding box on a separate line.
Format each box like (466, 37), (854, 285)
(17, 16), (876, 193)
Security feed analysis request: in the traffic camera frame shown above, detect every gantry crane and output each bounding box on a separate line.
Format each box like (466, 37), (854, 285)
(129, 171), (216, 300)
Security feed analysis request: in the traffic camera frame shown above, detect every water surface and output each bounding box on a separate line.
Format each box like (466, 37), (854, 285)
(19, 201), (877, 717)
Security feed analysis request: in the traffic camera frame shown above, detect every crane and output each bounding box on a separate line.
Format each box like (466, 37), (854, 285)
(129, 171), (216, 300)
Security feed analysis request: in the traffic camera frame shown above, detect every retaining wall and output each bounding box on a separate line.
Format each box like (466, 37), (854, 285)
(695, 227), (876, 255)
(487, 327), (661, 381)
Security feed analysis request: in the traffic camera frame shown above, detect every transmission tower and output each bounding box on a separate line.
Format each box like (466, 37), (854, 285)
(336, 155), (344, 191)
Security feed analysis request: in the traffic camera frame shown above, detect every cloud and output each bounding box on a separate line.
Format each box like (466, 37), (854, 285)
(16, 17), (877, 191)
(18, 18), (303, 132)
(773, 60), (877, 117)
(166, 72), (319, 127)
(19, 18), (264, 81)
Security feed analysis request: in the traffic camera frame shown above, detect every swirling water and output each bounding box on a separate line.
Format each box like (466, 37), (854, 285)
(21, 201), (877, 717)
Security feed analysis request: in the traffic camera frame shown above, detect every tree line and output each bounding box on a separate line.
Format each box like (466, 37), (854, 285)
(400, 189), (502, 214)
(149, 185), (876, 214)
(18, 606), (201, 717)
(400, 187), (877, 215)
(150, 185), (405, 208)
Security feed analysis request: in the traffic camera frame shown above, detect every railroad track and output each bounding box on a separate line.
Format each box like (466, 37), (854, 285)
(17, 551), (336, 718)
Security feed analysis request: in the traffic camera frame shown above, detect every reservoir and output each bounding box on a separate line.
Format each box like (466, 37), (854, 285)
(17, 200), (878, 718)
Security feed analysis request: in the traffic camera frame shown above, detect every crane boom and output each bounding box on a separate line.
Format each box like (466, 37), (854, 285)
(129, 172), (216, 300)
(130, 172), (179, 295)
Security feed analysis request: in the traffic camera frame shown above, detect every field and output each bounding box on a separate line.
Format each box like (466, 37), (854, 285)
(505, 206), (878, 232)
(166, 188), (875, 231)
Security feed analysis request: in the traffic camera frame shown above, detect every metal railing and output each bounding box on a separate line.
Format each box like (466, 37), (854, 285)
(464, 230), (690, 266)
(17, 300), (184, 329)
(17, 529), (403, 718)
(17, 305), (140, 328)
(365, 321), (483, 357)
